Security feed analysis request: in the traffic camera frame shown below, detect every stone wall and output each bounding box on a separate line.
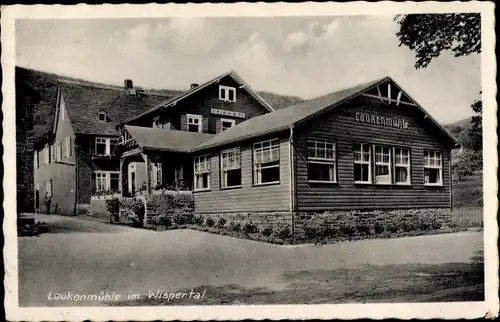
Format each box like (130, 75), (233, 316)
(144, 192), (193, 226)
(197, 212), (293, 229)
(294, 208), (452, 237)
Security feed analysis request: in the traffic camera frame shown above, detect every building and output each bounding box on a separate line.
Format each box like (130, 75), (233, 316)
(116, 71), (275, 195)
(33, 79), (173, 215)
(182, 76), (460, 228)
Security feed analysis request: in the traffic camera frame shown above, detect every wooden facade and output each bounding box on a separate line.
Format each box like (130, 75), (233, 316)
(127, 76), (271, 134)
(293, 96), (452, 211)
(193, 135), (291, 213)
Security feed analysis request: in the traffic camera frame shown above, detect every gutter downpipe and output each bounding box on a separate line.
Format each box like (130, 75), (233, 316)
(73, 138), (79, 216)
(289, 125), (296, 243)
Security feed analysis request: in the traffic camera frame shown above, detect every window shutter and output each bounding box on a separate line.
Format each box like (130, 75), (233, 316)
(202, 117), (209, 133)
(215, 119), (222, 134)
(180, 114), (187, 131)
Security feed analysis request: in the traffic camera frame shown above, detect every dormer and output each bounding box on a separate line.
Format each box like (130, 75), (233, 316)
(97, 111), (108, 122)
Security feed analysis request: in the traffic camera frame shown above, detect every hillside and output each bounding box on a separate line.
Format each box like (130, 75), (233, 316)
(16, 67), (305, 141)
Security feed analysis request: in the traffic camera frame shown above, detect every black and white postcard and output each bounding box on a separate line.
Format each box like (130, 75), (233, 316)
(2, 2), (498, 320)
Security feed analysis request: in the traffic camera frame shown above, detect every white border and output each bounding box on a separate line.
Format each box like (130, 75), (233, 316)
(2, 2), (498, 320)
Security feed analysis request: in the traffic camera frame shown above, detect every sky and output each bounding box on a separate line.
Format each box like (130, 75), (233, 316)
(15, 16), (481, 124)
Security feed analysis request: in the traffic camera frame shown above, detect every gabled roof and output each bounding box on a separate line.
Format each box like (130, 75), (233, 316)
(122, 71), (275, 125)
(124, 125), (215, 153)
(57, 80), (173, 136)
(193, 76), (461, 151)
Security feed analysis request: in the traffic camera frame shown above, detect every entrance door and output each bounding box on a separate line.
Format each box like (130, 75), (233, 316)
(174, 164), (183, 188)
(128, 163), (136, 195)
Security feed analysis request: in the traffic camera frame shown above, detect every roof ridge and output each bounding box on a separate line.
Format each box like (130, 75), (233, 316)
(58, 79), (172, 97)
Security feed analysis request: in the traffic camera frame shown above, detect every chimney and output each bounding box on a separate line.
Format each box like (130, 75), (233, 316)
(124, 79), (133, 89)
(190, 83), (199, 89)
(124, 79), (136, 95)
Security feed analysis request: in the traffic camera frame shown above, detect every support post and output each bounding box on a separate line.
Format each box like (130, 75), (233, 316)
(141, 153), (152, 195)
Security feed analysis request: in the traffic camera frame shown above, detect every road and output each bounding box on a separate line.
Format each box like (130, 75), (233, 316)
(17, 214), (484, 306)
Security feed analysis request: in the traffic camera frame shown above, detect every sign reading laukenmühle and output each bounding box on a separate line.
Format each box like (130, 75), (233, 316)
(355, 112), (409, 130)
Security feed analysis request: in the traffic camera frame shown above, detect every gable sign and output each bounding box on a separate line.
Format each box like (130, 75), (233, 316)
(355, 112), (409, 130)
(210, 108), (245, 119)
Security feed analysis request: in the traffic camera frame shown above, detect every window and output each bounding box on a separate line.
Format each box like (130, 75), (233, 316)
(152, 116), (162, 128)
(45, 179), (52, 197)
(254, 139), (280, 185)
(51, 144), (56, 162)
(194, 155), (211, 191)
(98, 111), (107, 122)
(95, 137), (118, 156)
(57, 142), (62, 161)
(394, 147), (411, 185)
(221, 118), (236, 131)
(152, 163), (163, 188)
(94, 171), (120, 192)
(307, 139), (336, 182)
(374, 145), (392, 184)
(221, 148), (242, 188)
(95, 172), (107, 192)
(354, 143), (371, 183)
(65, 137), (72, 158)
(424, 150), (442, 186)
(187, 114), (202, 133)
(219, 86), (236, 102)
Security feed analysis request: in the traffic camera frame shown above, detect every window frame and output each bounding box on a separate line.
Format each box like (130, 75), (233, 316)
(152, 116), (162, 128)
(423, 150), (443, 186)
(97, 111), (107, 122)
(307, 138), (337, 183)
(373, 144), (392, 185)
(95, 137), (117, 156)
(221, 118), (236, 132)
(187, 114), (203, 133)
(94, 171), (120, 192)
(394, 147), (411, 185)
(253, 138), (280, 186)
(193, 154), (211, 192)
(220, 147), (242, 189)
(219, 85), (237, 102)
(353, 142), (372, 184)
(57, 142), (62, 161)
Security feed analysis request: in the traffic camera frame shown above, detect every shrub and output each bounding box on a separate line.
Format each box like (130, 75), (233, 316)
(173, 212), (195, 225)
(262, 226), (274, 237)
(399, 220), (415, 232)
(120, 198), (145, 227)
(192, 214), (204, 226)
(416, 218), (432, 231)
(229, 221), (241, 232)
(431, 220), (442, 230)
(374, 221), (385, 234)
(340, 223), (357, 238)
(276, 225), (292, 240)
(385, 222), (398, 233)
(158, 214), (172, 228)
(205, 217), (215, 227)
(356, 223), (371, 236)
(303, 226), (319, 240)
(105, 197), (120, 222)
(242, 221), (259, 235)
(216, 217), (227, 229)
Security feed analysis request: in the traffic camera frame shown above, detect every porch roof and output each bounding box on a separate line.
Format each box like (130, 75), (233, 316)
(124, 125), (215, 153)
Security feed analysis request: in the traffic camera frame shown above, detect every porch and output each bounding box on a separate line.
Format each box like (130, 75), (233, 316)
(117, 125), (215, 197)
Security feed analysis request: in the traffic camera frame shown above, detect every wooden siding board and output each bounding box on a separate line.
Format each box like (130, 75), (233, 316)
(194, 138), (290, 213)
(295, 97), (452, 211)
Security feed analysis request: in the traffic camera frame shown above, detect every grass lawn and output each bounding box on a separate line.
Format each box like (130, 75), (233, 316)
(18, 216), (484, 306)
